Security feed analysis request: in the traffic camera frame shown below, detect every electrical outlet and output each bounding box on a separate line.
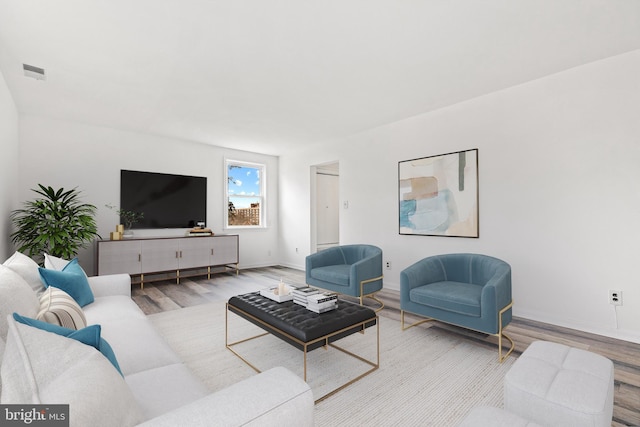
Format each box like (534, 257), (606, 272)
(385, 261), (392, 270)
(609, 290), (622, 306)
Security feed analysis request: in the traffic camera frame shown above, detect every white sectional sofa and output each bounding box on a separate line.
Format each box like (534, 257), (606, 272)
(0, 252), (314, 426)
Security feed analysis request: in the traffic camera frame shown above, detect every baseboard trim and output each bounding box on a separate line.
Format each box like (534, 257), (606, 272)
(515, 308), (640, 344)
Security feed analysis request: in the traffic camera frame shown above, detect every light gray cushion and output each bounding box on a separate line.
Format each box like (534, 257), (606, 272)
(37, 287), (87, 330)
(0, 265), (40, 341)
(83, 296), (146, 325)
(3, 251), (45, 294)
(125, 363), (208, 420)
(504, 341), (614, 427)
(87, 274), (132, 298)
(96, 317), (181, 376)
(137, 367), (314, 427)
(1, 317), (143, 426)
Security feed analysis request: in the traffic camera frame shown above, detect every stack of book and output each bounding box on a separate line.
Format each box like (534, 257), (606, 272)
(292, 287), (318, 307)
(188, 227), (213, 236)
(306, 292), (338, 313)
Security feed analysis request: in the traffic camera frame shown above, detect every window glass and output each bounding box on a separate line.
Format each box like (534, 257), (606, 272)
(226, 160), (265, 228)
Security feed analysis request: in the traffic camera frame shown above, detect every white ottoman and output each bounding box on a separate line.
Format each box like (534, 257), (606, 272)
(458, 406), (544, 427)
(504, 341), (614, 427)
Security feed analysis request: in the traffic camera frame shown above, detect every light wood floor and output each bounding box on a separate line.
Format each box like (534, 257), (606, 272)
(132, 266), (640, 427)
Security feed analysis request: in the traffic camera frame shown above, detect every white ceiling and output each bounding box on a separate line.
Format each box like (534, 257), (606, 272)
(1, 1), (639, 156)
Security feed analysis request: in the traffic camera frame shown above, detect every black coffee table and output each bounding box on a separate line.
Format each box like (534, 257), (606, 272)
(226, 291), (379, 402)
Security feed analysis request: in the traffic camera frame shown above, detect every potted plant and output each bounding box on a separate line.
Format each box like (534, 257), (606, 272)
(105, 204), (144, 235)
(10, 185), (100, 264)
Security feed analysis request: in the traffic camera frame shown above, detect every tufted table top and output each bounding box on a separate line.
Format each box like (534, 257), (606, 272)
(228, 291), (377, 351)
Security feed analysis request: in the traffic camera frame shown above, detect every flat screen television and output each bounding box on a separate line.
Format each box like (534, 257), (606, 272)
(120, 169), (207, 229)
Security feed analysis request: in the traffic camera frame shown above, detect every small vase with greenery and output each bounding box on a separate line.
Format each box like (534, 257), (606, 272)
(105, 204), (144, 233)
(10, 185), (100, 264)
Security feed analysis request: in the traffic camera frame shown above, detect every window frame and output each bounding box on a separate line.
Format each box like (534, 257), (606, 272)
(224, 158), (267, 229)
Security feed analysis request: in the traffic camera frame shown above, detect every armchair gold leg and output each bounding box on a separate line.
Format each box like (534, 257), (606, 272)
(400, 310), (434, 330)
(359, 275), (384, 312)
(497, 301), (515, 363)
(497, 331), (515, 363)
(362, 293), (385, 312)
(401, 301), (515, 363)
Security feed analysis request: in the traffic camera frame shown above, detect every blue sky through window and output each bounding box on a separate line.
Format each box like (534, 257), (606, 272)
(228, 165), (261, 208)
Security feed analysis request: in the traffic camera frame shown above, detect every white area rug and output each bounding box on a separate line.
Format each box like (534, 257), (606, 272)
(149, 302), (515, 426)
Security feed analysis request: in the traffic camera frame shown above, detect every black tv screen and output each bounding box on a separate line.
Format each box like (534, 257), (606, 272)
(120, 170), (207, 229)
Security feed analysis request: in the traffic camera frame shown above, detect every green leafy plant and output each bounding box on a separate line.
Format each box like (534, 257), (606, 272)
(10, 185), (100, 263)
(105, 204), (144, 230)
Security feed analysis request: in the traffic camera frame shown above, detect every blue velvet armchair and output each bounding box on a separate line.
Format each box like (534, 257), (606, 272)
(305, 244), (384, 310)
(400, 253), (514, 361)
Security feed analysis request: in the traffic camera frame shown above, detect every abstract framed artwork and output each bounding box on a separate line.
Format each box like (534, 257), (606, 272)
(399, 148), (479, 237)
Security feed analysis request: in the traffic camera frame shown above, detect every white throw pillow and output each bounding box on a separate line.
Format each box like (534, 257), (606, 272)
(0, 265), (39, 341)
(3, 251), (45, 294)
(37, 287), (87, 330)
(1, 318), (143, 426)
(44, 253), (70, 271)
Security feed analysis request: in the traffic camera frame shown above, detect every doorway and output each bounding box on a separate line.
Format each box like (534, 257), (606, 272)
(311, 162), (339, 253)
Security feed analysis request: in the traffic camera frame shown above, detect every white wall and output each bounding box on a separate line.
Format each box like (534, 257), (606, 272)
(18, 116), (280, 274)
(0, 69), (19, 260)
(279, 50), (640, 343)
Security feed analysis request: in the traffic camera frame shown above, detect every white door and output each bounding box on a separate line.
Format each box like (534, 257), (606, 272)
(316, 172), (339, 249)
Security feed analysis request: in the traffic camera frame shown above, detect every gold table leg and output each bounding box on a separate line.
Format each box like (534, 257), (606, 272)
(226, 303), (379, 403)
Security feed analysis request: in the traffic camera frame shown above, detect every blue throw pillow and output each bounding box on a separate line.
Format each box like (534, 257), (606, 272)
(39, 258), (95, 307)
(13, 313), (122, 376)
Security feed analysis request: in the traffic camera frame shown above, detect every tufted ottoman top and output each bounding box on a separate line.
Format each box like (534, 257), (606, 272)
(504, 340), (614, 427)
(228, 291), (376, 351)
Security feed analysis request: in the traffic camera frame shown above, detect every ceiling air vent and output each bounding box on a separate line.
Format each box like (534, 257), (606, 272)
(23, 64), (46, 81)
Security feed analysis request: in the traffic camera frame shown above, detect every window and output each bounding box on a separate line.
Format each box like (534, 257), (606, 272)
(225, 159), (266, 228)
